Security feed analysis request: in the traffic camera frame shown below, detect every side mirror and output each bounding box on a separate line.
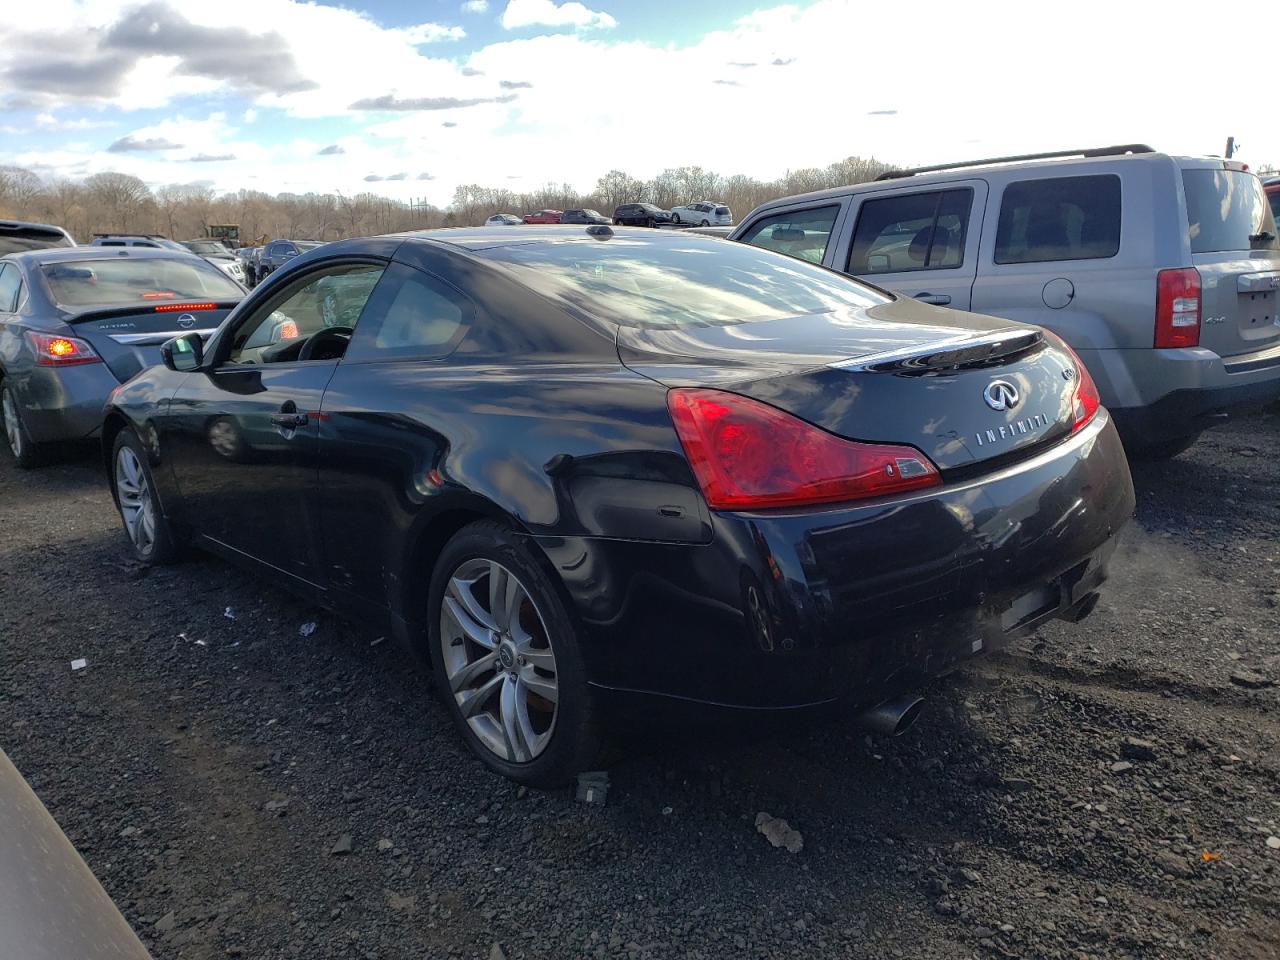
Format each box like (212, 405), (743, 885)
(160, 333), (203, 372)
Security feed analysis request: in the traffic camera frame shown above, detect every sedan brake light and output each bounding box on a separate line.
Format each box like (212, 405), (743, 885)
(667, 388), (940, 510)
(154, 302), (217, 313)
(27, 332), (101, 367)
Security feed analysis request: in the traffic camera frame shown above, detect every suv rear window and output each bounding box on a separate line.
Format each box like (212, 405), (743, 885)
(0, 226), (73, 254)
(1183, 169), (1279, 253)
(994, 175), (1121, 264)
(41, 257), (243, 308)
(738, 205), (840, 264)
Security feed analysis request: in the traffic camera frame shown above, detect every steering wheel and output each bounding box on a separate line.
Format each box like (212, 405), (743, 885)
(298, 325), (354, 362)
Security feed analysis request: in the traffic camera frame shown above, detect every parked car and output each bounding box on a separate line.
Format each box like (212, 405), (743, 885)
(561, 208), (610, 225)
(485, 214), (523, 226)
(0, 748), (153, 960)
(730, 145), (1280, 459)
(670, 202), (733, 226)
(522, 210), (562, 225)
(258, 239), (323, 280)
(90, 233), (189, 252)
(1265, 175), (1279, 224)
(613, 203), (673, 227)
(237, 246), (261, 287)
(0, 247), (244, 467)
(180, 238), (247, 285)
(0, 219), (75, 253)
(103, 227), (1133, 786)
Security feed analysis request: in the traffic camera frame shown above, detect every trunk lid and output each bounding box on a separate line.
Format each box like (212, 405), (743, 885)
(1181, 166), (1280, 358)
(66, 304), (234, 382)
(619, 300), (1081, 471)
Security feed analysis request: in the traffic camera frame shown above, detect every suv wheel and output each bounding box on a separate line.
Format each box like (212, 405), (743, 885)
(700, 219), (710, 227)
(112, 429), (179, 564)
(428, 521), (600, 786)
(2, 384), (42, 468)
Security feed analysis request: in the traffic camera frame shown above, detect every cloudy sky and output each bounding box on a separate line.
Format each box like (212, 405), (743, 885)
(0, 0), (1273, 205)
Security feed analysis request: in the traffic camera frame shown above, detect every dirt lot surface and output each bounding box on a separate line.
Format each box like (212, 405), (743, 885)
(2, 414), (1278, 960)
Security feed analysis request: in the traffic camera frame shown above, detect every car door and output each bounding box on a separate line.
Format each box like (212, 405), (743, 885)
(314, 261), (475, 615)
(164, 258), (387, 585)
(840, 181), (988, 311)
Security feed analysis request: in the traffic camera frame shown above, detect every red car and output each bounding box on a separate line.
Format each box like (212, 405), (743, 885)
(522, 209), (562, 224)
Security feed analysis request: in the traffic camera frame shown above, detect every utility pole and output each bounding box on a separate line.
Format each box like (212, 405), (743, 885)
(1225, 136), (1236, 159)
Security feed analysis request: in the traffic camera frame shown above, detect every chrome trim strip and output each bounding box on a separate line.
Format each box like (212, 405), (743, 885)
(829, 328), (1038, 371)
(107, 328), (218, 345)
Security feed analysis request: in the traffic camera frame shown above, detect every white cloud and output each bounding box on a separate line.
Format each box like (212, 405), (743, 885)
(35, 112), (116, 130)
(399, 22), (466, 44)
(500, 0), (616, 30)
(243, 108), (258, 123)
(461, 1), (490, 13)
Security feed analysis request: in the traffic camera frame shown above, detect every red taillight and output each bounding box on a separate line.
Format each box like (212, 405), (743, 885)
(1155, 268), (1200, 349)
(27, 332), (101, 367)
(1070, 358), (1100, 432)
(667, 388), (940, 510)
(154, 302), (217, 313)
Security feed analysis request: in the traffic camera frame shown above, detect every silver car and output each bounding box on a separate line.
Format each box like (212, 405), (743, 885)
(0, 248), (244, 466)
(730, 146), (1280, 459)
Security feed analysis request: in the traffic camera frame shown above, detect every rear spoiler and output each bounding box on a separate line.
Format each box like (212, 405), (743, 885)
(832, 329), (1044, 374)
(61, 301), (239, 324)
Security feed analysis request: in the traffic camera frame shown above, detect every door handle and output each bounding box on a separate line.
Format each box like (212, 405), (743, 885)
(270, 412), (309, 429)
(914, 292), (952, 306)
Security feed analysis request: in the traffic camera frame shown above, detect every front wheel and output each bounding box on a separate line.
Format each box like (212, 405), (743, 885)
(672, 213), (682, 224)
(112, 429), (179, 564)
(700, 219), (710, 227)
(428, 521), (600, 786)
(2, 384), (43, 468)
(646, 218), (656, 228)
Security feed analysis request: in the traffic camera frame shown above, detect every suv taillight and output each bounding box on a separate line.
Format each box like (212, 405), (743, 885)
(667, 389), (940, 510)
(1155, 268), (1201, 349)
(26, 332), (101, 367)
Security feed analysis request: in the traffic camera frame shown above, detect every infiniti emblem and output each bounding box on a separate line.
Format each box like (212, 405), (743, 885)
(983, 379), (1020, 412)
(177, 314), (196, 329)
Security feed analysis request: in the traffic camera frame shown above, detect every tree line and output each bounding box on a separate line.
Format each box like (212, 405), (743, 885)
(0, 155), (894, 244)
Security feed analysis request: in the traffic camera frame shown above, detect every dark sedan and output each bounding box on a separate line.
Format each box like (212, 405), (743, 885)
(613, 203), (674, 227)
(103, 227), (1134, 785)
(258, 239), (322, 280)
(0, 248), (244, 467)
(561, 208), (610, 225)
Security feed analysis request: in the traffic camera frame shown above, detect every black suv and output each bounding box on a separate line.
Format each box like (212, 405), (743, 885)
(612, 203), (673, 227)
(561, 208), (610, 225)
(258, 240), (323, 280)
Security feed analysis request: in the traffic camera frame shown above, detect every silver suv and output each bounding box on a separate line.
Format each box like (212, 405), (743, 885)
(730, 145), (1280, 458)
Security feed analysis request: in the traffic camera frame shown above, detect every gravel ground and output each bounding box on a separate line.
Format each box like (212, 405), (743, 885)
(2, 414), (1279, 960)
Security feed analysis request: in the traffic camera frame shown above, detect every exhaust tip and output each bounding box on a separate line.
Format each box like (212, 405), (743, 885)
(858, 695), (925, 737)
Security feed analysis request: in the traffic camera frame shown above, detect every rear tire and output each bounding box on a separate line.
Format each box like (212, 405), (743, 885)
(700, 219), (710, 227)
(1, 384), (42, 469)
(672, 214), (682, 224)
(1128, 434), (1199, 461)
(112, 428), (179, 564)
(428, 520), (600, 787)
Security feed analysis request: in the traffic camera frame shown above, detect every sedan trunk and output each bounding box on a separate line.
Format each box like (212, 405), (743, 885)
(67, 304), (234, 383)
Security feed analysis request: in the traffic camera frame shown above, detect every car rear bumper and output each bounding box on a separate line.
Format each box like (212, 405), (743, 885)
(1081, 343), (1280, 441)
(538, 411), (1134, 710)
(15, 364), (120, 442)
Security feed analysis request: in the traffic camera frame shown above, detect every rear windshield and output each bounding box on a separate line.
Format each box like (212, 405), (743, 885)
(296, 242), (322, 252)
(41, 257), (243, 308)
(1183, 169), (1279, 253)
(0, 228), (73, 255)
(184, 240), (228, 256)
(481, 237), (889, 329)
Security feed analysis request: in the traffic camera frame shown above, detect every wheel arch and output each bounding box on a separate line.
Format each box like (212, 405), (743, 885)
(100, 408), (131, 489)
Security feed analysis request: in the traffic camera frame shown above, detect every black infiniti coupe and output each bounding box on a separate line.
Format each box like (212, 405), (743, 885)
(103, 226), (1134, 785)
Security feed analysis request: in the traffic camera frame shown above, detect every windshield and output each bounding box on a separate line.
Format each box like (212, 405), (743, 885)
(0, 227), (73, 254)
(481, 237), (890, 329)
(296, 242), (322, 252)
(1183, 169), (1279, 253)
(41, 257), (244, 308)
(184, 240), (228, 256)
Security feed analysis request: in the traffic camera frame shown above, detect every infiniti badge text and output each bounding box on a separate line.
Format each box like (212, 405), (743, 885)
(975, 412), (1050, 447)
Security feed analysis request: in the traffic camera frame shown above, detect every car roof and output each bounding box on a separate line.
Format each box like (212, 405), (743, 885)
(744, 149), (1234, 212)
(2, 246), (207, 266)
(1, 218), (72, 234)
(393, 224), (721, 252)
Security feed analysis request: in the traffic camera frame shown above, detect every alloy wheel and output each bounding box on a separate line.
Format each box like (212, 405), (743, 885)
(2, 389), (23, 459)
(115, 446), (156, 555)
(439, 558), (559, 763)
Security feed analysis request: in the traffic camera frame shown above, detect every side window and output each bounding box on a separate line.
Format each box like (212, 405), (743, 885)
(994, 175), (1121, 264)
(848, 189), (973, 274)
(345, 263), (471, 363)
(0, 264), (20, 312)
(226, 262), (385, 364)
(738, 205), (840, 264)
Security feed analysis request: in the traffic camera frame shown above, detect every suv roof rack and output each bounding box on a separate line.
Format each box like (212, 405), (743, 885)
(874, 144), (1156, 181)
(92, 232), (168, 239)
